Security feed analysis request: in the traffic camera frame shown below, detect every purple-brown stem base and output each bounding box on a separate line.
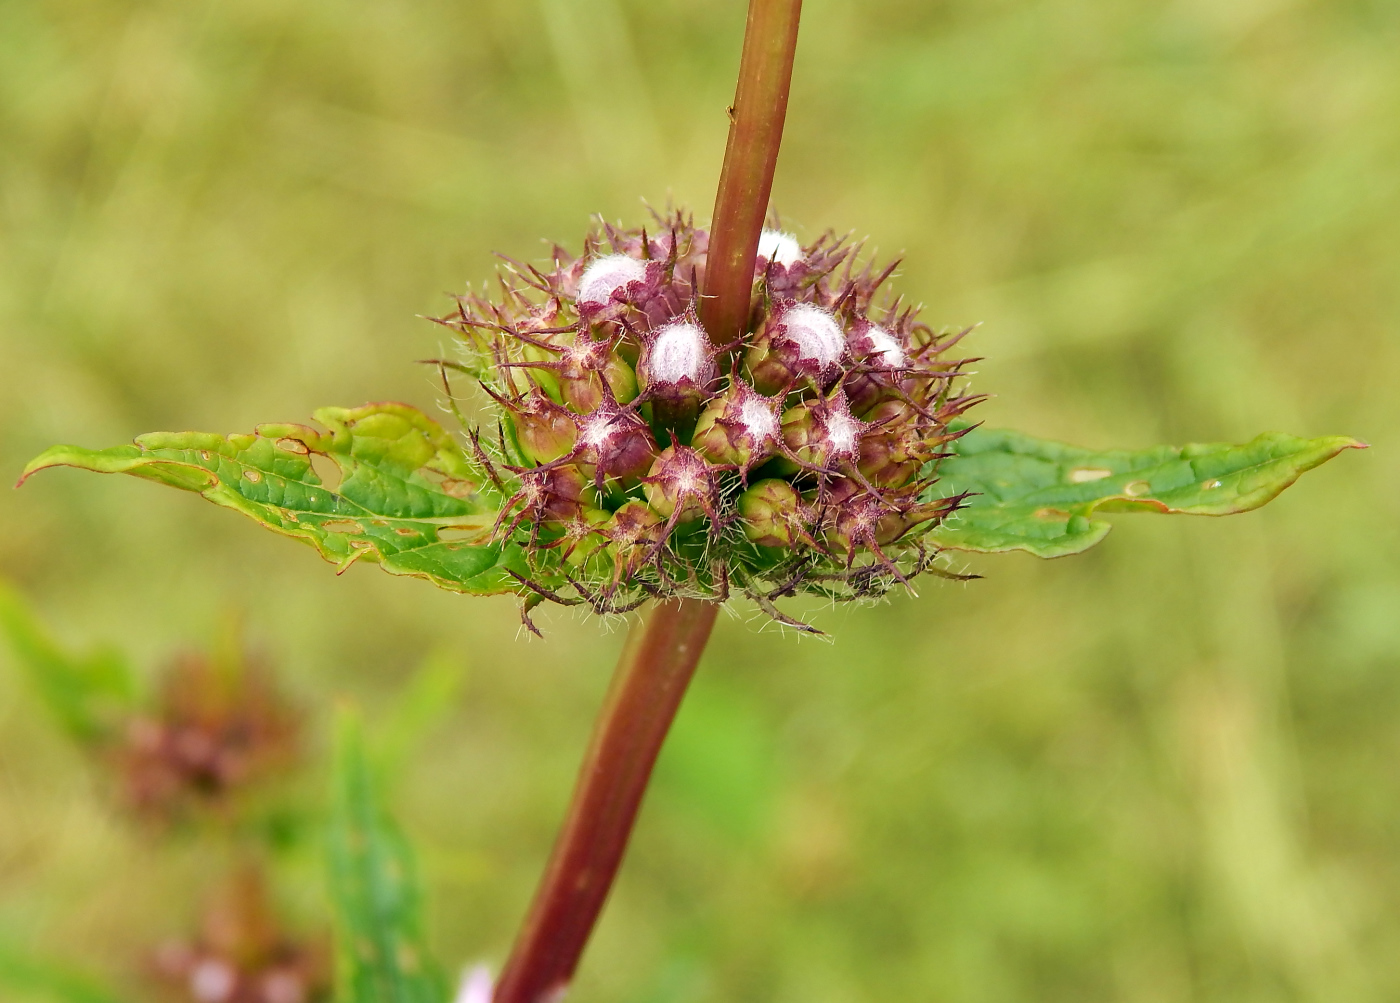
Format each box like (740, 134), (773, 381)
(492, 599), (719, 1003)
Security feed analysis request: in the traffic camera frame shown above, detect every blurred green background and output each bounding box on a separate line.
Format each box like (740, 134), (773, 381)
(1, 0), (1396, 1000)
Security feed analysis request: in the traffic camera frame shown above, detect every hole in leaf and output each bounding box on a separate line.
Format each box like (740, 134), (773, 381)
(1067, 467), (1111, 483)
(1124, 480), (1151, 497)
(309, 453), (343, 493)
(276, 437), (310, 456)
(242, 469), (262, 484)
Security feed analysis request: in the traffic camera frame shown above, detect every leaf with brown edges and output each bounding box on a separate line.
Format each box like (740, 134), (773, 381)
(22, 403), (534, 595)
(928, 425), (1364, 558)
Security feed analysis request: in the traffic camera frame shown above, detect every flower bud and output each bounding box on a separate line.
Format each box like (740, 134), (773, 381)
(574, 394), (658, 489)
(846, 319), (907, 369)
(636, 320), (717, 405)
(506, 388), (579, 465)
(822, 480), (953, 556)
(557, 332), (635, 413)
(575, 254), (653, 318)
(642, 446), (723, 525)
(756, 229), (803, 268)
(856, 401), (931, 488)
(602, 500), (666, 583)
(745, 301), (846, 394)
(825, 489), (908, 553)
(558, 508), (612, 566)
(737, 479), (811, 548)
(691, 381), (781, 473)
(780, 390), (867, 471)
(603, 353), (639, 404)
(843, 319), (910, 413)
(508, 463), (596, 531)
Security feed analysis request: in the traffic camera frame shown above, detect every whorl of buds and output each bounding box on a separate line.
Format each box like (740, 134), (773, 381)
(439, 208), (978, 623)
(115, 651), (298, 823)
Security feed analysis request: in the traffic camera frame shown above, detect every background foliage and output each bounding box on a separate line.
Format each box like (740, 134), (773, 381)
(0, 0), (1396, 1000)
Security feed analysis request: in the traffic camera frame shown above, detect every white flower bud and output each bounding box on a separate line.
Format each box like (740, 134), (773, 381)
(757, 229), (803, 267)
(739, 392), (779, 441)
(645, 321), (708, 386)
(852, 323), (907, 368)
(783, 303), (844, 369)
(824, 409), (862, 455)
(577, 254), (648, 309)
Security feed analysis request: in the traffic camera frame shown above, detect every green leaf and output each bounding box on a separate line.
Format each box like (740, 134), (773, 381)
(328, 708), (449, 1003)
(22, 402), (1362, 582)
(0, 581), (136, 744)
(929, 425), (1364, 558)
(21, 403), (529, 595)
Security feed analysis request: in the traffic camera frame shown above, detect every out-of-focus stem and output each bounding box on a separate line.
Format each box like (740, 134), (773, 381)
(698, 0), (803, 350)
(493, 599), (719, 1003)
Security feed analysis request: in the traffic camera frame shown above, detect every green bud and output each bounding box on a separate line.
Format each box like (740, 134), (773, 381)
(738, 479), (810, 548)
(508, 391), (579, 465)
(691, 381), (781, 472)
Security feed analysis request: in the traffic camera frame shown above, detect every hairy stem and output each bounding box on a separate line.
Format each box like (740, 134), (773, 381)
(493, 599), (719, 1003)
(698, 0), (803, 349)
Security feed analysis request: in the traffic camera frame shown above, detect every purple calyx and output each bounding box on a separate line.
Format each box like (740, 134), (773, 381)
(781, 388), (869, 472)
(641, 446), (728, 539)
(693, 380), (782, 476)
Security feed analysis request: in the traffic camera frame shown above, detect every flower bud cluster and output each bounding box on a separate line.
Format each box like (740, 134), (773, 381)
(438, 209), (980, 628)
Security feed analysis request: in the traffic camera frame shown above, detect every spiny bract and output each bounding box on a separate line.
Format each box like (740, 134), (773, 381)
(435, 208), (981, 631)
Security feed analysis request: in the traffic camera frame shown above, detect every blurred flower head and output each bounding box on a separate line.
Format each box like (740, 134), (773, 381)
(153, 865), (328, 1003)
(113, 648), (299, 823)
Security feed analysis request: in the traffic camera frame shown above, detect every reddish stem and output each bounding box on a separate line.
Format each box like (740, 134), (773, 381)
(493, 599), (719, 1003)
(493, 3), (802, 999)
(698, 0), (803, 350)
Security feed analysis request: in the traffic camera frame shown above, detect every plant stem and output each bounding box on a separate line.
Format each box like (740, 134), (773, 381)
(493, 598), (719, 1003)
(698, 0), (803, 350)
(494, 4), (801, 998)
